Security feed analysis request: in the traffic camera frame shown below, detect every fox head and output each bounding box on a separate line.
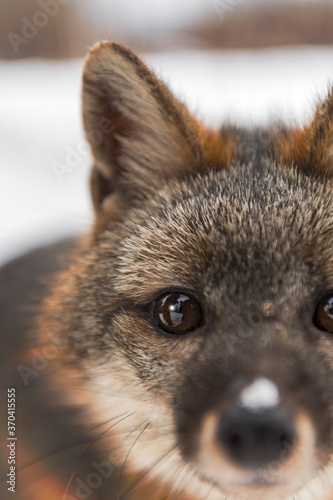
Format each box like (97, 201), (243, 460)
(49, 42), (333, 500)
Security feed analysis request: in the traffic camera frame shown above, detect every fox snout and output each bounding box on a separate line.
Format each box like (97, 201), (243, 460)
(196, 407), (315, 498)
(217, 379), (296, 469)
(183, 376), (319, 498)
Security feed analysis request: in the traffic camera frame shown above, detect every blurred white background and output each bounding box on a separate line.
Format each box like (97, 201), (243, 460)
(1, 0), (333, 265)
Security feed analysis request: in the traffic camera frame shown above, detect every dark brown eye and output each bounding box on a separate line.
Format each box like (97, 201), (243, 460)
(154, 292), (203, 334)
(313, 293), (333, 333)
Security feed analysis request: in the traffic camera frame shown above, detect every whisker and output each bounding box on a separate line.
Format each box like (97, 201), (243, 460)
(119, 421), (150, 484)
(84, 430), (176, 461)
(63, 411), (134, 499)
(120, 444), (177, 499)
(121, 419), (150, 440)
(4, 412), (135, 483)
(82, 427), (176, 465)
(112, 426), (173, 439)
(90, 411), (133, 431)
(1, 437), (94, 483)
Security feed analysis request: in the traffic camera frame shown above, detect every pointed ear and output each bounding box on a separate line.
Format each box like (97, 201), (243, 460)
(278, 89), (333, 178)
(306, 88), (333, 177)
(82, 42), (204, 218)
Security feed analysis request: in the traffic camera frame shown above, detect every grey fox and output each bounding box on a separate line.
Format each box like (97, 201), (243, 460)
(2, 42), (333, 500)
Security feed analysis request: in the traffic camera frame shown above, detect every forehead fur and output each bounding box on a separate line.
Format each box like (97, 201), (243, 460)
(109, 162), (333, 305)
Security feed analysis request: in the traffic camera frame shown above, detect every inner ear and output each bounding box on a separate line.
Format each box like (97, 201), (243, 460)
(85, 99), (136, 175)
(90, 166), (114, 210)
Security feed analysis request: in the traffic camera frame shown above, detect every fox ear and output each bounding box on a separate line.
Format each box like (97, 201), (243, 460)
(301, 89), (333, 178)
(277, 89), (333, 179)
(82, 42), (203, 218)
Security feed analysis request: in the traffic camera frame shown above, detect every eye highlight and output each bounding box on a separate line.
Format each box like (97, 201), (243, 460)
(153, 292), (203, 334)
(313, 293), (333, 333)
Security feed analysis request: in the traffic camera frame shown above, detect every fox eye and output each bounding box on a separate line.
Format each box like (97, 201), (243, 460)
(313, 293), (333, 333)
(153, 292), (203, 334)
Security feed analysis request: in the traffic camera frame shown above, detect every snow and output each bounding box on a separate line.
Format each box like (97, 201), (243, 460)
(1, 45), (333, 266)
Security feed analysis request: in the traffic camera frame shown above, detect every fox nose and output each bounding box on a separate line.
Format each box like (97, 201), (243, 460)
(217, 405), (296, 468)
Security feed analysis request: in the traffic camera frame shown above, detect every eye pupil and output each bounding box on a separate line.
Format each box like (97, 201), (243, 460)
(314, 293), (333, 333)
(154, 292), (203, 334)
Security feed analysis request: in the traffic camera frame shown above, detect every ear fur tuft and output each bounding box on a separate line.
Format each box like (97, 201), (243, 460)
(276, 88), (333, 178)
(307, 87), (333, 177)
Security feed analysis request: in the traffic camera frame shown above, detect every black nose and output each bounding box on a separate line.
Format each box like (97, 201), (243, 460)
(217, 405), (296, 469)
